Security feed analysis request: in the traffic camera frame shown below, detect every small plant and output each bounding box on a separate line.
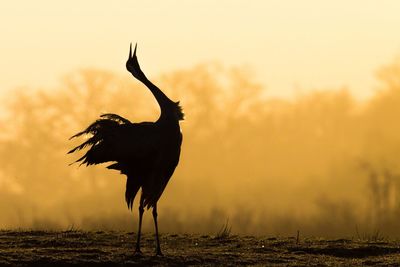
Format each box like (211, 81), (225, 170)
(60, 224), (81, 237)
(65, 224), (79, 232)
(215, 219), (232, 239)
(355, 225), (386, 242)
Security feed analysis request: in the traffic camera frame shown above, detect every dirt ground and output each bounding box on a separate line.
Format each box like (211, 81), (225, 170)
(0, 230), (400, 266)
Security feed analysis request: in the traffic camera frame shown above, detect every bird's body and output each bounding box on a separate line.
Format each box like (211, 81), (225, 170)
(69, 44), (183, 255)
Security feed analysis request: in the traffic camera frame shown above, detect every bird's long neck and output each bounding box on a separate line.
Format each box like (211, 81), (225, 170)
(139, 76), (173, 121)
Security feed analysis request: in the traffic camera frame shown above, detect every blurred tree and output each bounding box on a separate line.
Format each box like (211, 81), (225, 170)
(1, 61), (400, 235)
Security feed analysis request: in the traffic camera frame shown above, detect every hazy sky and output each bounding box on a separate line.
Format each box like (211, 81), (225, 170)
(1, 1), (400, 99)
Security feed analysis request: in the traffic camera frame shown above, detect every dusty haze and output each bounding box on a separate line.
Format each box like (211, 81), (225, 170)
(1, 59), (400, 237)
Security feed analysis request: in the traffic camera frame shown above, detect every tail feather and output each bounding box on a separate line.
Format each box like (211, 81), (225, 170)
(69, 113), (147, 210)
(100, 113), (131, 124)
(67, 137), (99, 154)
(69, 114), (132, 165)
(126, 176), (141, 210)
(107, 163), (128, 174)
(70, 113), (131, 140)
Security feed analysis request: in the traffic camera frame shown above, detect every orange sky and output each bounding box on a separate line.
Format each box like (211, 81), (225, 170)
(1, 1), (400, 99)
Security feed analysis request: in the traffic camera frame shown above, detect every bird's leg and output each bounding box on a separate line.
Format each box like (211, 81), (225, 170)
(152, 203), (163, 256)
(135, 195), (145, 255)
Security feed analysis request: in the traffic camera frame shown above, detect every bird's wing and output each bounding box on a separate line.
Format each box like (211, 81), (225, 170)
(69, 116), (160, 166)
(111, 122), (160, 160)
(100, 113), (132, 124)
(143, 131), (183, 208)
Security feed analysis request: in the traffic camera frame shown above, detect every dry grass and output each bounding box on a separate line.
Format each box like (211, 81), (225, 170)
(1, 230), (400, 266)
(215, 219), (232, 239)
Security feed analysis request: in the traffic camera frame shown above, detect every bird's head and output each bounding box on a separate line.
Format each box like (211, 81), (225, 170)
(126, 43), (146, 81)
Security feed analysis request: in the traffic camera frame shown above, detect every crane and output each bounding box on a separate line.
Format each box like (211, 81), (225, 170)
(68, 43), (184, 256)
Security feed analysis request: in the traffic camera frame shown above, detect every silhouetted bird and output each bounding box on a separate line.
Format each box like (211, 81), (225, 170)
(68, 44), (183, 256)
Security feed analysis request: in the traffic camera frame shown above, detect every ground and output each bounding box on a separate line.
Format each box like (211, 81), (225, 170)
(0, 230), (400, 266)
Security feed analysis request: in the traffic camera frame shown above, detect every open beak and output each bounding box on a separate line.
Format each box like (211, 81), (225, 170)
(128, 43), (138, 60)
(134, 43), (137, 57)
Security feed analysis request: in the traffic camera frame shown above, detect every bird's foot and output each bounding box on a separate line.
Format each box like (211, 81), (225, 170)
(134, 249), (143, 257)
(155, 249), (163, 257)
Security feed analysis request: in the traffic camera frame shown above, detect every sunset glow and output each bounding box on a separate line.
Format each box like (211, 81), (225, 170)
(1, 1), (400, 240)
(1, 1), (400, 99)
